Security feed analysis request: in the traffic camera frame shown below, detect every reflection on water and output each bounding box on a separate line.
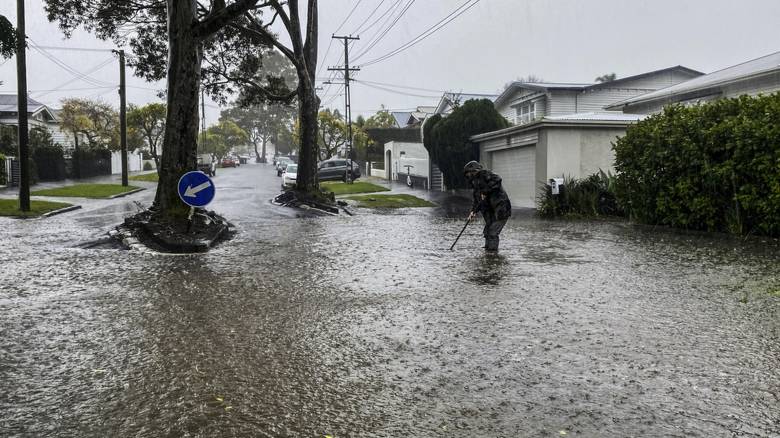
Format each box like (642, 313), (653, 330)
(1, 171), (779, 437)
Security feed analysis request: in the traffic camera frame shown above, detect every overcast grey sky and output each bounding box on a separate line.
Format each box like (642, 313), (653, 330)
(2, 0), (780, 124)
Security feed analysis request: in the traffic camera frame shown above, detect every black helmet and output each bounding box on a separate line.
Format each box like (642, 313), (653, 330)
(463, 160), (483, 175)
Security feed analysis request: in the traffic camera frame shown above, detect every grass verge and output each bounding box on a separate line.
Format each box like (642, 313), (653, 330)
(32, 183), (141, 198)
(0, 199), (73, 217)
(344, 194), (435, 208)
(321, 181), (390, 195)
(129, 172), (159, 182)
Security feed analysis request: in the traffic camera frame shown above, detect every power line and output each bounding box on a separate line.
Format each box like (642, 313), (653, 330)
(32, 56), (116, 98)
(352, 0), (389, 35)
(33, 45), (115, 53)
(356, 80), (440, 98)
(28, 41), (114, 88)
(353, 0), (403, 40)
(351, 0), (415, 61)
(360, 0), (482, 67)
(353, 78), (445, 93)
(317, 0), (364, 75)
(333, 0), (365, 34)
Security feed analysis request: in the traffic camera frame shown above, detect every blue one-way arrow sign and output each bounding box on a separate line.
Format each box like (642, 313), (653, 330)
(178, 171), (215, 207)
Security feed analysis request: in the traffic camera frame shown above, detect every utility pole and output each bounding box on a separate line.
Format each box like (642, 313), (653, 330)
(16, 0), (30, 211)
(115, 49), (128, 186)
(328, 35), (359, 183)
(201, 88), (207, 155)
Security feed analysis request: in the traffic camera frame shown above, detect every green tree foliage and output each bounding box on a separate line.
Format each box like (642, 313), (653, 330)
(202, 120), (248, 159)
(595, 73), (618, 83)
(317, 109), (347, 160)
(614, 93), (780, 237)
(0, 14), (16, 59)
(127, 103), (166, 169)
(423, 99), (509, 189)
(0, 124), (17, 155)
(221, 100), (294, 163)
(59, 98), (118, 150)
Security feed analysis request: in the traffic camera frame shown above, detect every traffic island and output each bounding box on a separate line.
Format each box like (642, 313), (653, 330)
(320, 181), (390, 195)
(115, 208), (232, 253)
(32, 184), (143, 198)
(0, 199), (79, 218)
(344, 194), (436, 208)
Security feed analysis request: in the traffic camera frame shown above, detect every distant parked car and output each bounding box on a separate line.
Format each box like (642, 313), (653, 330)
(221, 157), (237, 168)
(276, 156), (293, 176)
(281, 163), (298, 189)
(317, 158), (361, 182)
(197, 153), (216, 177)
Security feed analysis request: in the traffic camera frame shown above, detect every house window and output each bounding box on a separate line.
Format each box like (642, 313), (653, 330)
(515, 102), (537, 124)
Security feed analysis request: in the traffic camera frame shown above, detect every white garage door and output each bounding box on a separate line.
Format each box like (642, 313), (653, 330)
(489, 146), (536, 208)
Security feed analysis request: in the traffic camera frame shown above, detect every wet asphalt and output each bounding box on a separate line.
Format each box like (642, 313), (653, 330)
(0, 163), (778, 437)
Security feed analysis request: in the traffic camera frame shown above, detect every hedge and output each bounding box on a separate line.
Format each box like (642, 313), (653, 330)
(613, 93), (780, 237)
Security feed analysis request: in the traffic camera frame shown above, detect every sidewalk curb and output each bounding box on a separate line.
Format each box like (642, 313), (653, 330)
(109, 187), (146, 199)
(41, 205), (82, 217)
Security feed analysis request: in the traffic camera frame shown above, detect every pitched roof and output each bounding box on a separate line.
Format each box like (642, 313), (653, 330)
(543, 112), (646, 122)
(606, 51), (780, 109)
(0, 94), (48, 114)
(494, 82), (593, 107)
(586, 66), (703, 90)
(435, 92), (499, 114)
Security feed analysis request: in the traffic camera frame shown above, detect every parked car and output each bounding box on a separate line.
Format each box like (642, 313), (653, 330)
(276, 156), (293, 176)
(317, 158), (361, 182)
(197, 153), (216, 177)
(281, 163), (298, 189)
(221, 157), (237, 168)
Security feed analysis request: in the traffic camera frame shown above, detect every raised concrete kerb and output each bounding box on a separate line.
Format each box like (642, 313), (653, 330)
(108, 187), (146, 199)
(41, 205), (82, 217)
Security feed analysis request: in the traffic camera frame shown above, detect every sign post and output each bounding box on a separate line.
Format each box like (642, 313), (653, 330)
(177, 171), (216, 233)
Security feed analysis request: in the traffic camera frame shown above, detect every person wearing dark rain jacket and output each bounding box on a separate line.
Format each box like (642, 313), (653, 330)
(464, 161), (512, 252)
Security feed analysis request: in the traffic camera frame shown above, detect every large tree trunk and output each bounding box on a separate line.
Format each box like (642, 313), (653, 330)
(259, 136), (267, 163)
(295, 77), (319, 192)
(155, 0), (202, 217)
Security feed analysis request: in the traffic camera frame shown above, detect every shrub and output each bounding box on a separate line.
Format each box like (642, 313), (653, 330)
(143, 161), (154, 171)
(32, 143), (66, 181)
(538, 170), (623, 218)
(423, 100), (509, 189)
(613, 93), (780, 237)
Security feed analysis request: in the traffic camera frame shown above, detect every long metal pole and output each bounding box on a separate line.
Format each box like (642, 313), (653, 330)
(118, 49), (128, 186)
(16, 0), (30, 211)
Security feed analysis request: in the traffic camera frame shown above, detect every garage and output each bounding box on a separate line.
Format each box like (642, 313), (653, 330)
(489, 145), (536, 208)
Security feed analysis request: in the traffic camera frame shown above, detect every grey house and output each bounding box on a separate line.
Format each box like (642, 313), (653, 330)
(472, 67), (703, 208)
(606, 51), (780, 114)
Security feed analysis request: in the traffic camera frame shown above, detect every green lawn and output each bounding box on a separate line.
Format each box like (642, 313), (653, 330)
(344, 194), (435, 208)
(0, 199), (74, 217)
(129, 172), (159, 182)
(32, 184), (141, 198)
(321, 181), (390, 195)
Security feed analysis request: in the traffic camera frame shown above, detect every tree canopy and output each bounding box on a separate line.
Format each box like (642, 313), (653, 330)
(202, 120), (248, 159)
(128, 103), (166, 167)
(0, 14), (16, 59)
(595, 73), (618, 83)
(59, 98), (119, 150)
(423, 99), (509, 189)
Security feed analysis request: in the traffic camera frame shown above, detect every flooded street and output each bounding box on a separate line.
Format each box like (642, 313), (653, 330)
(1, 163), (778, 437)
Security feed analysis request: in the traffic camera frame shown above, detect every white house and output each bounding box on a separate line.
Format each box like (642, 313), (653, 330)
(381, 93), (499, 190)
(472, 66), (703, 208)
(0, 95), (81, 151)
(606, 51), (780, 114)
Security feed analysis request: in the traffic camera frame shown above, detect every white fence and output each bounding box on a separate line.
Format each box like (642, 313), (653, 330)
(370, 162), (386, 179)
(111, 150), (143, 174)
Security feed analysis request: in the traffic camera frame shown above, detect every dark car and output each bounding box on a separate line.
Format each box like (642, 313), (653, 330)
(317, 158), (361, 182)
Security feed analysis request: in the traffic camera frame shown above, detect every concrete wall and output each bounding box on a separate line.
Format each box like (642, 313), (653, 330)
(543, 127), (625, 181)
(385, 141), (430, 181)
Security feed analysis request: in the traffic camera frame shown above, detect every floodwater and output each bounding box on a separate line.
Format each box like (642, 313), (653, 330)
(1, 164), (778, 437)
